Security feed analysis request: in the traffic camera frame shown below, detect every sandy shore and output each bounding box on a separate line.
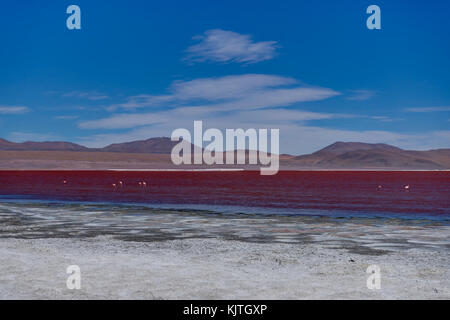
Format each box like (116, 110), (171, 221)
(1, 236), (449, 299)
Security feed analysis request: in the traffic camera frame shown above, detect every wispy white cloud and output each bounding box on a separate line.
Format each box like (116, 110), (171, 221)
(346, 90), (376, 101)
(79, 111), (167, 129)
(405, 106), (450, 112)
(79, 101), (424, 154)
(7, 132), (59, 142)
(80, 73), (434, 153)
(368, 115), (402, 122)
(0, 105), (30, 114)
(54, 115), (80, 120)
(184, 29), (278, 64)
(61, 91), (109, 101)
(74, 74), (448, 153)
(105, 74), (340, 111)
(79, 107), (349, 130)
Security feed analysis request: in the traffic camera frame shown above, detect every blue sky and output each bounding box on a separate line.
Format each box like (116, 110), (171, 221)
(0, 0), (449, 154)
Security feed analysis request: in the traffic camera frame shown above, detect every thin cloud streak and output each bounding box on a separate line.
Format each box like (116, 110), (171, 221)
(79, 107), (349, 130)
(54, 115), (80, 120)
(346, 90), (376, 101)
(105, 74), (340, 111)
(0, 106), (30, 114)
(405, 107), (450, 112)
(62, 91), (109, 101)
(184, 29), (278, 64)
(7, 131), (59, 142)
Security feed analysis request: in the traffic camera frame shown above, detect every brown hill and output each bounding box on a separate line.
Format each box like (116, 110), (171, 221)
(314, 141), (402, 155)
(0, 137), (180, 154)
(0, 138), (449, 170)
(101, 137), (181, 154)
(0, 138), (89, 152)
(291, 142), (450, 169)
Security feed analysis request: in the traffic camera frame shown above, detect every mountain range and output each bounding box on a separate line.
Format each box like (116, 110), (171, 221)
(287, 142), (450, 169)
(0, 137), (178, 153)
(0, 137), (449, 170)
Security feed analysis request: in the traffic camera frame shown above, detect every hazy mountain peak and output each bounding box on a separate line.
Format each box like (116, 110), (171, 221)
(314, 141), (403, 155)
(101, 137), (181, 154)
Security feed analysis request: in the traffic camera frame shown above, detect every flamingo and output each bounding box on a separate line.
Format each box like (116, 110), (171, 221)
(112, 183), (117, 189)
(377, 185), (382, 189)
(118, 181), (124, 187)
(142, 181), (147, 188)
(404, 185), (410, 190)
(63, 180), (67, 184)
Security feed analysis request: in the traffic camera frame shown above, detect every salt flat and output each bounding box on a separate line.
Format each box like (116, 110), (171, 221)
(1, 237), (449, 299)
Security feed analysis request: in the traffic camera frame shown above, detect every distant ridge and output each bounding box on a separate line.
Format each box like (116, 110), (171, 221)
(0, 138), (89, 152)
(314, 141), (402, 155)
(291, 141), (450, 169)
(0, 138), (449, 169)
(0, 137), (179, 154)
(101, 137), (180, 154)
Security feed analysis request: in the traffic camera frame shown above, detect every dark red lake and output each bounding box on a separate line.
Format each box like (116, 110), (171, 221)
(0, 170), (449, 220)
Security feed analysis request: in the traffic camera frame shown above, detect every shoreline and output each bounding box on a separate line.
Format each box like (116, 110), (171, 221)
(1, 198), (449, 225)
(0, 168), (448, 171)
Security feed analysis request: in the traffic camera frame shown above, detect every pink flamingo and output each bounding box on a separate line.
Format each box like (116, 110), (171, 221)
(118, 181), (124, 187)
(112, 183), (117, 189)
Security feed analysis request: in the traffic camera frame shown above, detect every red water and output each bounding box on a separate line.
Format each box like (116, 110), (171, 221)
(0, 171), (448, 218)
